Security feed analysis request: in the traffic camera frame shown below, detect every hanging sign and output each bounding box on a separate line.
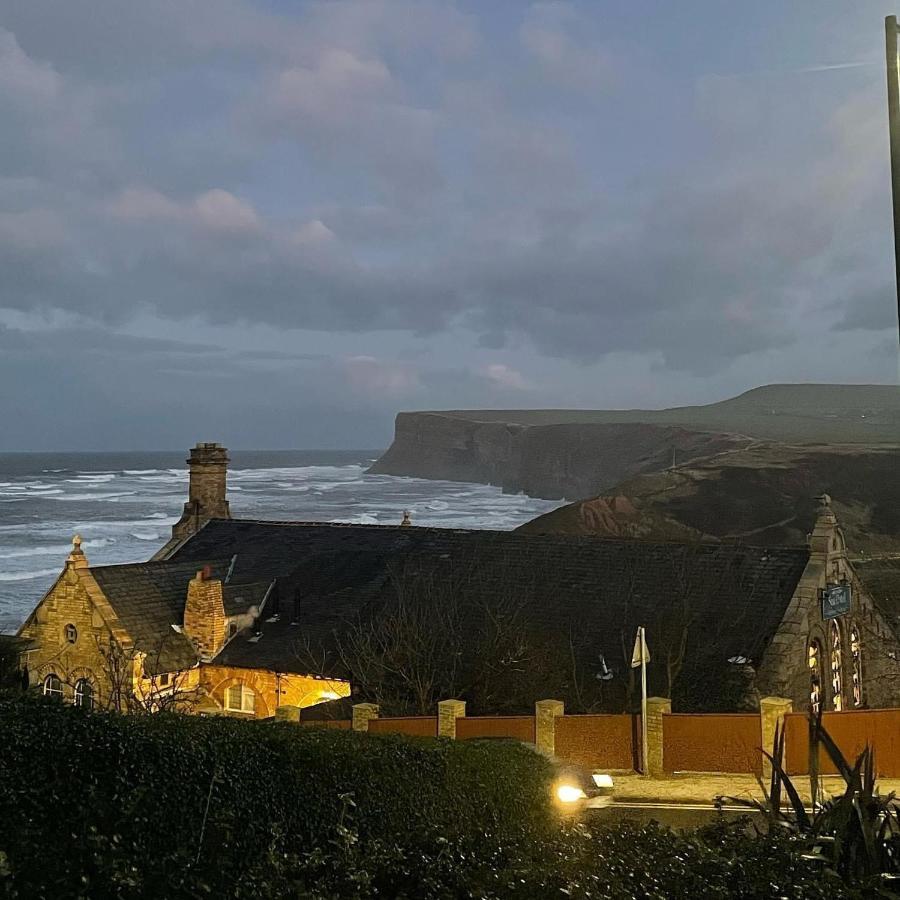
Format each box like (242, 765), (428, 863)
(822, 583), (852, 620)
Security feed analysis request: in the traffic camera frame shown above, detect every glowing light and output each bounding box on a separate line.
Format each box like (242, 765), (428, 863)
(319, 690), (340, 701)
(555, 784), (587, 804)
(592, 773), (614, 788)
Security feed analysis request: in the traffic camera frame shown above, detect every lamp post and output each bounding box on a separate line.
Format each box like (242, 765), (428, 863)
(885, 16), (900, 348)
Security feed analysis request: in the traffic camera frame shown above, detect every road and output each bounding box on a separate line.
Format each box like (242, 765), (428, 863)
(591, 801), (762, 830)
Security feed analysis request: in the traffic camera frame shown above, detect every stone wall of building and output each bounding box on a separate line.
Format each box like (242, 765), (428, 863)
(16, 540), (132, 706)
(199, 664), (350, 718)
(758, 497), (900, 712)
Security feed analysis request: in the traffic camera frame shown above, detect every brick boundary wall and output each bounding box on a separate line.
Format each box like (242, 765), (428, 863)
(663, 713), (762, 775)
(784, 708), (900, 777)
(368, 717), (438, 738)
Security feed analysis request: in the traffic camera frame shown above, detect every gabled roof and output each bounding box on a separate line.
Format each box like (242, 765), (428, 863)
(89, 559), (228, 674)
(169, 519), (811, 689)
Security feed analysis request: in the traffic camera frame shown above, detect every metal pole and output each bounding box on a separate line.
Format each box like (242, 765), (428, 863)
(640, 626), (649, 775)
(885, 16), (900, 347)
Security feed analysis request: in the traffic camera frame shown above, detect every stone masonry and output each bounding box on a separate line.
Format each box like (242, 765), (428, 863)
(183, 569), (226, 661)
(171, 443), (231, 541)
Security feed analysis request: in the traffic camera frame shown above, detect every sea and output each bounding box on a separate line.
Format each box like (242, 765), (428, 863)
(0, 450), (563, 633)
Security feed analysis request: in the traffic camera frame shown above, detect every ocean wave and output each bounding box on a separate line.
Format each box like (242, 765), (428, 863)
(331, 514), (379, 525)
(50, 492), (137, 502)
(68, 474), (116, 483)
(0, 538), (112, 561)
(0, 569), (59, 583)
(427, 501), (449, 511)
(144, 512), (170, 519)
(130, 531), (161, 541)
(123, 469), (161, 475)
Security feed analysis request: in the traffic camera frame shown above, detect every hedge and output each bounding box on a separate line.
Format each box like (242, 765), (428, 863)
(0, 692), (556, 898)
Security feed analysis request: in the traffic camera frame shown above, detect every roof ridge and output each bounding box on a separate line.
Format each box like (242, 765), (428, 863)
(198, 518), (810, 553)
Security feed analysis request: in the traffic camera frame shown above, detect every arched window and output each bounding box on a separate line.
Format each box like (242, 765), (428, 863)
(64, 623), (77, 644)
(830, 621), (843, 711)
(808, 640), (824, 714)
(74, 679), (94, 710)
(225, 683), (255, 714)
(850, 623), (863, 708)
(42, 673), (63, 700)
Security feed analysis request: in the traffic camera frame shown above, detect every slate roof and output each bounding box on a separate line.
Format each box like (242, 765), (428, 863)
(169, 519), (811, 685)
(854, 556), (900, 636)
(89, 560), (226, 674)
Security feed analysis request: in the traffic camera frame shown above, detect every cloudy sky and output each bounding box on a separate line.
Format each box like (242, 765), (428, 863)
(1, 1), (898, 451)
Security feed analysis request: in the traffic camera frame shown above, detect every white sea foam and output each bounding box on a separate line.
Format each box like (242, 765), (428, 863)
(69, 474), (116, 483)
(145, 512), (169, 519)
(130, 531), (160, 541)
(50, 492), (137, 501)
(123, 469), (161, 475)
(0, 568), (60, 582)
(0, 538), (112, 561)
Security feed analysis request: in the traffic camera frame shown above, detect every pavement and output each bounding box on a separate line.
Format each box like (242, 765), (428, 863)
(610, 773), (900, 807)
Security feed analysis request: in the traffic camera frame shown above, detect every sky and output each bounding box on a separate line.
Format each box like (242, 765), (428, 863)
(0, 0), (898, 451)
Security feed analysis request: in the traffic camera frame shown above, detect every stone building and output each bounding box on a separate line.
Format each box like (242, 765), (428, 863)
(14, 444), (900, 717)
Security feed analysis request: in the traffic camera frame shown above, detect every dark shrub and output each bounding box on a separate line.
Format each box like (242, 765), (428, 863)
(0, 693), (555, 898)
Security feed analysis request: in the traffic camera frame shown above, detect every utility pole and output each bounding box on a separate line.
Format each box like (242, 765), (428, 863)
(885, 16), (900, 347)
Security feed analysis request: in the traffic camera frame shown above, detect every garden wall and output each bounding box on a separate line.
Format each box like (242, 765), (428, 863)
(663, 713), (762, 775)
(783, 708), (900, 777)
(554, 714), (637, 771)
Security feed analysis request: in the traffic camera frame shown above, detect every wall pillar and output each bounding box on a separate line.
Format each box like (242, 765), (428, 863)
(437, 699), (466, 738)
(275, 705), (301, 723)
(645, 697), (671, 777)
(352, 702), (379, 732)
(535, 699), (564, 756)
(760, 696), (792, 780)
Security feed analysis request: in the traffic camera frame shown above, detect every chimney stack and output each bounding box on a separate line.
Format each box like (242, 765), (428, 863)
(171, 442), (231, 541)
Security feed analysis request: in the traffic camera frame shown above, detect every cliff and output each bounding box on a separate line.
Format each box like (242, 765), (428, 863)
(369, 384), (900, 501)
(518, 443), (900, 556)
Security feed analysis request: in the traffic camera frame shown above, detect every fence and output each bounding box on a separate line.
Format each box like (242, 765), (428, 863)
(277, 698), (900, 778)
(783, 708), (900, 777)
(663, 713), (762, 775)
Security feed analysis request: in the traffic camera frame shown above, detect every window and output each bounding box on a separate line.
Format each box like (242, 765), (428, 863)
(42, 673), (63, 700)
(225, 683), (255, 714)
(159, 672), (170, 687)
(850, 623), (863, 708)
(808, 640), (823, 715)
(64, 623), (77, 644)
(74, 679), (94, 710)
(830, 621), (843, 712)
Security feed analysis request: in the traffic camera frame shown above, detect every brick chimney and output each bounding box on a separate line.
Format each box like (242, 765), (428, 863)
(183, 567), (226, 661)
(171, 443), (231, 540)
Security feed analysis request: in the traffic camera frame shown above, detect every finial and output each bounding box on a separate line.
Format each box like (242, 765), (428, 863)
(400, 510), (412, 527)
(67, 534), (87, 566)
(817, 493), (832, 509)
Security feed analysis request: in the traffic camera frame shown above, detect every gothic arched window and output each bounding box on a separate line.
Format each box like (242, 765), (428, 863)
(850, 623), (863, 708)
(808, 640), (823, 715)
(830, 621), (843, 711)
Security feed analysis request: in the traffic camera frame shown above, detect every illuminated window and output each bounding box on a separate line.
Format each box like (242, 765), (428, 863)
(808, 641), (823, 714)
(225, 683), (255, 713)
(830, 621), (843, 712)
(850, 623), (863, 708)
(64, 624), (77, 644)
(42, 673), (63, 699)
(74, 679), (94, 710)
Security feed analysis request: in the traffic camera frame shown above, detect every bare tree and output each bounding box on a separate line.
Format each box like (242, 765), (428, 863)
(295, 553), (545, 715)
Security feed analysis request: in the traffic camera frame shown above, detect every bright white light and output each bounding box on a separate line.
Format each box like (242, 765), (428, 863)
(556, 784), (587, 803)
(591, 773), (614, 788)
(319, 690), (340, 701)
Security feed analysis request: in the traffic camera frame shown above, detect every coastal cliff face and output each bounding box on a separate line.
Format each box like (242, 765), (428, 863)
(368, 412), (749, 500)
(368, 385), (899, 501)
(517, 444), (900, 557)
